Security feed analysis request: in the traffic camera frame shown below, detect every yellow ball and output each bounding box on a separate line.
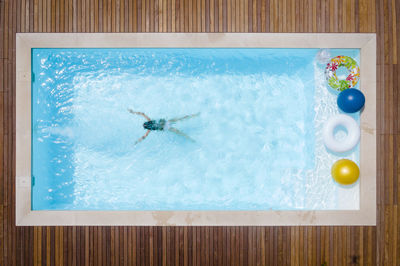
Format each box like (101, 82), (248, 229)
(331, 159), (360, 185)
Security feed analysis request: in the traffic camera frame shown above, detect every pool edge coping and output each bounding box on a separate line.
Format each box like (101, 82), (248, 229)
(16, 33), (376, 226)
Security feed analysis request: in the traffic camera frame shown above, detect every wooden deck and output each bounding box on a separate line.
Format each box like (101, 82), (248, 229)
(0, 0), (398, 265)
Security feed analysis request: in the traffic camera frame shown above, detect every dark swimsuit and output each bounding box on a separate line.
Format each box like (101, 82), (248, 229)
(143, 119), (166, 131)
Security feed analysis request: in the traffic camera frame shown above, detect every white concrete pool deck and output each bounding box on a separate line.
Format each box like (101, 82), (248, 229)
(16, 33), (376, 226)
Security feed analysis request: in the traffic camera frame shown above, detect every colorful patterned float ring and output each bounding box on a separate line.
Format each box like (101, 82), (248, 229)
(323, 114), (360, 153)
(325, 56), (360, 91)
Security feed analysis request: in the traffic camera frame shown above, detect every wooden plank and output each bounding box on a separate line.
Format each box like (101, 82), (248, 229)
(196, 0), (200, 32)
(338, 0), (343, 32)
(130, 0), (138, 32)
(307, 0), (311, 32)
(274, 0), (278, 32)
(269, 0), (273, 32)
(0, 210), (2, 264)
(191, 0), (196, 32)
(351, 0), (356, 32)
(84, 227), (89, 266)
(359, 0), (368, 32)
(233, 0), (237, 32)
(33, 0), (38, 32)
(20, 0), (25, 32)
(101, 0), (106, 31)
(63, 0), (68, 32)
(105, 0), (110, 32)
(33, 227), (38, 265)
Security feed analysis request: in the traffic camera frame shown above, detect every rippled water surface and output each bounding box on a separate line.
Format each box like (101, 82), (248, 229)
(31, 48), (360, 210)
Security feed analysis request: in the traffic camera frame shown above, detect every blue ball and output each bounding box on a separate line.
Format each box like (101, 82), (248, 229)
(337, 88), (365, 113)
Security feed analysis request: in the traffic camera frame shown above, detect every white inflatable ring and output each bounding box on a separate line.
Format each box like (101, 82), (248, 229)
(323, 114), (360, 153)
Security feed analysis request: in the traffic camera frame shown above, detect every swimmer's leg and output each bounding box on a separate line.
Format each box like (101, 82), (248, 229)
(168, 127), (195, 142)
(168, 112), (200, 123)
(127, 109), (151, 121)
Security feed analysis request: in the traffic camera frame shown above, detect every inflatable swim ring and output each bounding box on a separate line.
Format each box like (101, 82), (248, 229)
(323, 114), (360, 153)
(325, 56), (360, 91)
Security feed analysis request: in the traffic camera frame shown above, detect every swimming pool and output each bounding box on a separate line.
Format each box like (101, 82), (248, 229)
(16, 33), (376, 225)
(32, 47), (360, 211)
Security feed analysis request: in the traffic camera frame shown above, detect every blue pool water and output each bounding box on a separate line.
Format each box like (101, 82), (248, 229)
(32, 48), (360, 210)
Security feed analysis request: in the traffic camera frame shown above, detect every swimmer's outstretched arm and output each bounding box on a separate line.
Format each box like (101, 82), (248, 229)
(168, 127), (195, 142)
(127, 109), (151, 121)
(134, 130), (151, 145)
(168, 112), (200, 123)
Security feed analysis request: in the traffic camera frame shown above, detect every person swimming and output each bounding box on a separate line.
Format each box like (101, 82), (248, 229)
(128, 109), (199, 144)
